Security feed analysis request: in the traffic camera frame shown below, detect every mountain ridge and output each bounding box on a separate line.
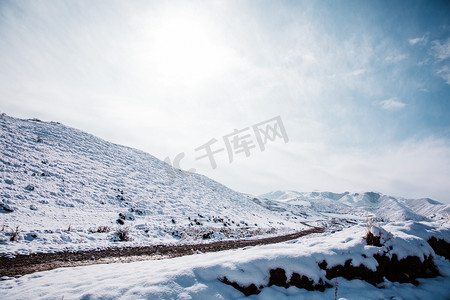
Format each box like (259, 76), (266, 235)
(259, 190), (450, 221)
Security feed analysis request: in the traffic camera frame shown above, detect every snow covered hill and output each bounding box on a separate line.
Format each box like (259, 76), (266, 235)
(0, 114), (315, 255)
(1, 113), (448, 256)
(260, 190), (450, 222)
(1, 114), (450, 299)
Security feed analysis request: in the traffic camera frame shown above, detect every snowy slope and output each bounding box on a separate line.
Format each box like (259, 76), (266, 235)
(2, 114), (450, 299)
(2, 113), (447, 256)
(260, 190), (450, 221)
(0, 114), (313, 254)
(1, 221), (449, 300)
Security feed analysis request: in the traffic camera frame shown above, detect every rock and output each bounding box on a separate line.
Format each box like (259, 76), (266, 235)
(24, 184), (35, 191)
(0, 203), (14, 213)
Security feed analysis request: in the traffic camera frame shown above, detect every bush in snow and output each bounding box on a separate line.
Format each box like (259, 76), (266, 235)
(364, 218), (392, 247)
(113, 227), (132, 242)
(96, 226), (111, 233)
(89, 226), (111, 233)
(9, 226), (21, 241)
(364, 218), (381, 246)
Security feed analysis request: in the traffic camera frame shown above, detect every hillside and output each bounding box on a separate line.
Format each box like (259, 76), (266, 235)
(0, 114), (312, 255)
(1, 114), (449, 256)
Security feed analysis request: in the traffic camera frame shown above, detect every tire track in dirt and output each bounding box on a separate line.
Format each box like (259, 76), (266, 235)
(0, 227), (325, 278)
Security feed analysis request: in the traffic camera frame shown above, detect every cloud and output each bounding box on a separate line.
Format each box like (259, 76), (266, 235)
(225, 137), (450, 203)
(408, 35), (428, 46)
(431, 38), (450, 60)
(347, 68), (367, 76)
(436, 65), (450, 85)
(430, 38), (450, 84)
(385, 54), (407, 63)
(322, 138), (450, 203)
(374, 97), (406, 110)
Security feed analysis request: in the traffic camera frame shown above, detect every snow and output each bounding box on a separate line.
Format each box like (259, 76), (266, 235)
(260, 190), (450, 222)
(1, 222), (449, 299)
(0, 115), (312, 255)
(1, 114), (450, 299)
(1, 114), (449, 255)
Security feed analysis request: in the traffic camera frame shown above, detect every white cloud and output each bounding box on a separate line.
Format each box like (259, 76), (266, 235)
(322, 138), (450, 202)
(347, 68), (367, 76)
(374, 97), (406, 110)
(436, 65), (450, 85)
(430, 38), (450, 84)
(218, 137), (450, 203)
(432, 38), (450, 60)
(385, 54), (407, 63)
(408, 35), (427, 46)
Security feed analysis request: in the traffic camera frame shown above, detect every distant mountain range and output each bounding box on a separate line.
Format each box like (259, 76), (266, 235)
(259, 190), (450, 222)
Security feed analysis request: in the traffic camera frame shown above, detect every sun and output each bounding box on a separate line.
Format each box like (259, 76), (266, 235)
(149, 10), (232, 87)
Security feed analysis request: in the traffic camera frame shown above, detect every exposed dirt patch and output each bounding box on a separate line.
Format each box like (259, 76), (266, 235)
(321, 254), (439, 286)
(427, 237), (450, 260)
(221, 252), (440, 295)
(0, 227), (324, 278)
(220, 276), (262, 296)
(220, 267), (332, 296)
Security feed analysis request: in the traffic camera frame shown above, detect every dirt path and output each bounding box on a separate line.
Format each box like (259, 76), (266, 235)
(0, 227), (325, 278)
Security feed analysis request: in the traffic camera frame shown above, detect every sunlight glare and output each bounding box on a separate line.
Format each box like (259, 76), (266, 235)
(150, 10), (232, 87)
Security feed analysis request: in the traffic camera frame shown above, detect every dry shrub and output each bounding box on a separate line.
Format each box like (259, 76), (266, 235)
(364, 218), (381, 247)
(10, 226), (20, 241)
(115, 227), (132, 241)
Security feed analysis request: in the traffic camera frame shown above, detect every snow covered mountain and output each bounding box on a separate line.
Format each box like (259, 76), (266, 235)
(0, 114), (315, 254)
(260, 190), (450, 221)
(1, 113), (448, 256)
(2, 114), (450, 300)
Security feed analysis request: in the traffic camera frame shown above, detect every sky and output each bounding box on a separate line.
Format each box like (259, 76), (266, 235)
(1, 0), (450, 203)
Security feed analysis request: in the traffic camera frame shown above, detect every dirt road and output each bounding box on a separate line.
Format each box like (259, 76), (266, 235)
(0, 227), (325, 278)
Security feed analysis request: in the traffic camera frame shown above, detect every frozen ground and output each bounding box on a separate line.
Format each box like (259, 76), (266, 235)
(1, 114), (450, 299)
(1, 221), (449, 299)
(1, 115), (449, 256)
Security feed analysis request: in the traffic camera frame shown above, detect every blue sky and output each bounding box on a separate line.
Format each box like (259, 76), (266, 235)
(1, 0), (450, 202)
